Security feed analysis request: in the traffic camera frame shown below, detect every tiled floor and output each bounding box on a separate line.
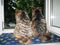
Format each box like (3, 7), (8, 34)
(0, 33), (60, 45)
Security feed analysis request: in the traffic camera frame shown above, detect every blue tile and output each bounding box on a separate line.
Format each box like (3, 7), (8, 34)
(0, 33), (60, 45)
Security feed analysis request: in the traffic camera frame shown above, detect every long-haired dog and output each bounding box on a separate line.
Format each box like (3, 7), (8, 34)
(14, 7), (51, 44)
(32, 7), (51, 42)
(14, 9), (34, 44)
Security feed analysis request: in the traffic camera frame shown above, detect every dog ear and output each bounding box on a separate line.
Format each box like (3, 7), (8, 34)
(15, 9), (22, 15)
(32, 7), (36, 18)
(15, 9), (22, 23)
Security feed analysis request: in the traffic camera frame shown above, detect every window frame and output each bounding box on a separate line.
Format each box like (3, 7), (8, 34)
(0, 0), (14, 34)
(46, 0), (60, 36)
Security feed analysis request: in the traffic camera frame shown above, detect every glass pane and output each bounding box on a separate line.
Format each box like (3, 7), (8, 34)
(52, 0), (60, 28)
(4, 0), (16, 29)
(4, 0), (45, 29)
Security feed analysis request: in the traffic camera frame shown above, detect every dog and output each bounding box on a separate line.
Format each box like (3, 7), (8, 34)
(14, 9), (35, 44)
(14, 7), (51, 44)
(32, 7), (51, 42)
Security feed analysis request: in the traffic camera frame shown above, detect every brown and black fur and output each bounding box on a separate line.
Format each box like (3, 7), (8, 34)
(14, 9), (33, 44)
(14, 7), (51, 44)
(32, 7), (51, 42)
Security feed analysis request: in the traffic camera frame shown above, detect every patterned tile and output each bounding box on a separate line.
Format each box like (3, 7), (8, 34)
(0, 33), (60, 45)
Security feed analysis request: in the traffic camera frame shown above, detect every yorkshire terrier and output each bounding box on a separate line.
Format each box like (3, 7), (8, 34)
(14, 9), (34, 44)
(14, 7), (51, 44)
(32, 7), (51, 42)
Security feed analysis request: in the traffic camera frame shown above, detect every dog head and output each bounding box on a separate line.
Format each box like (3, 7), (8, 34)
(15, 9), (30, 24)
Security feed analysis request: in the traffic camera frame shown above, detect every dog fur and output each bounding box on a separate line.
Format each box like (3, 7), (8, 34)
(14, 9), (33, 44)
(14, 7), (51, 44)
(32, 7), (51, 42)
